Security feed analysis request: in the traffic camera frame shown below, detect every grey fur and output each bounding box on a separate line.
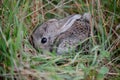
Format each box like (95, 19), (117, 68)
(29, 13), (91, 54)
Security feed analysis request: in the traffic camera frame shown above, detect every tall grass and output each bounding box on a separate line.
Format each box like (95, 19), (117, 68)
(0, 0), (120, 80)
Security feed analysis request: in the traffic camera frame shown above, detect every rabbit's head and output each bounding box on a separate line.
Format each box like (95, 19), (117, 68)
(29, 13), (91, 54)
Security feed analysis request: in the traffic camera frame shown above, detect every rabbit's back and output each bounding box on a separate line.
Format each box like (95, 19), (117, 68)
(55, 17), (91, 54)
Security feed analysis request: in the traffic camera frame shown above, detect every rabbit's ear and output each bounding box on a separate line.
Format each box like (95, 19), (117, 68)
(57, 14), (81, 34)
(83, 13), (91, 21)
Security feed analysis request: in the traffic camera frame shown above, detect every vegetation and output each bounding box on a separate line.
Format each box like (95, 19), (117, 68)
(0, 0), (120, 80)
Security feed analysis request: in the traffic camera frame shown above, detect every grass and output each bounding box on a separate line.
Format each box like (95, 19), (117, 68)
(0, 0), (120, 80)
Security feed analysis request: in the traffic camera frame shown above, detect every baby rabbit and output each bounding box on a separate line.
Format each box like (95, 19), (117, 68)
(29, 13), (91, 54)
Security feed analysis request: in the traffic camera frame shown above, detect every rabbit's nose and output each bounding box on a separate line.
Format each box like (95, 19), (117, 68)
(29, 35), (35, 48)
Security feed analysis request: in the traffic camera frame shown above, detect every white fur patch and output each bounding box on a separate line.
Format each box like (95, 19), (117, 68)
(58, 14), (81, 34)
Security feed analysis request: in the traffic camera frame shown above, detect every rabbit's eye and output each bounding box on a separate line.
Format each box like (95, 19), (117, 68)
(41, 37), (47, 44)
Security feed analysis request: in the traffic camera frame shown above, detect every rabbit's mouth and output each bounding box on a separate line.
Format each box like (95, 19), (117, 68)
(29, 35), (35, 48)
(29, 35), (41, 51)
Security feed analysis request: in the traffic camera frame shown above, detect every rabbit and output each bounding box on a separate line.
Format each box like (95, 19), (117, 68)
(29, 13), (91, 55)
